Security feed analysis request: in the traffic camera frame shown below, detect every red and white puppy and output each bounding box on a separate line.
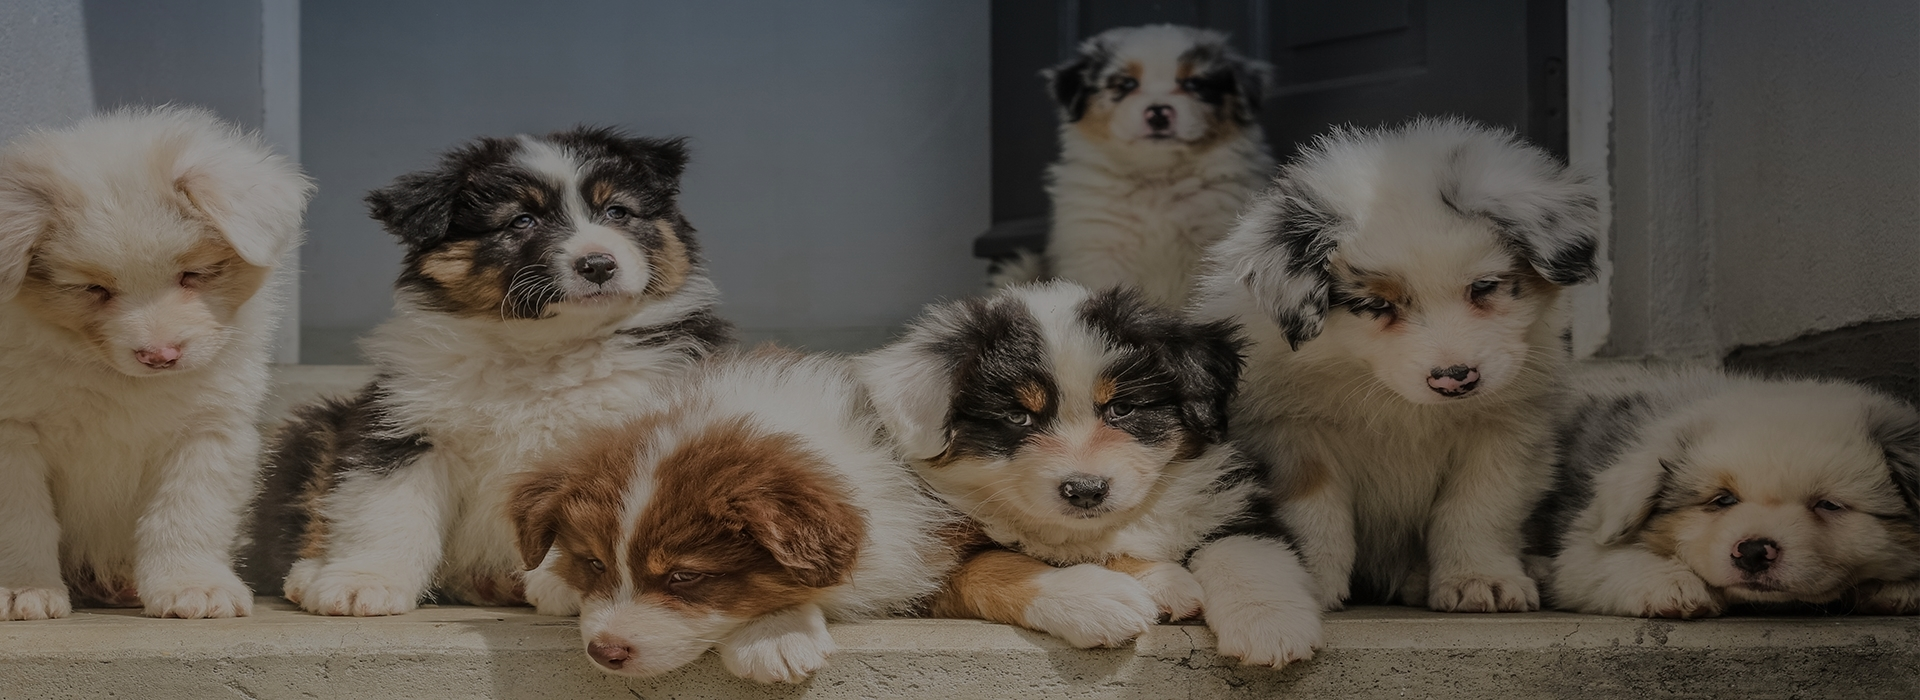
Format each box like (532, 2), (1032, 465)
(511, 352), (958, 683)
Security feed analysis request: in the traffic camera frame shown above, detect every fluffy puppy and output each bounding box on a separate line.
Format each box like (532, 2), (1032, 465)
(858, 282), (1321, 667)
(1013, 24), (1274, 308)
(0, 107), (310, 620)
(1192, 118), (1601, 612)
(510, 352), (957, 683)
(1531, 367), (1920, 618)
(245, 127), (731, 616)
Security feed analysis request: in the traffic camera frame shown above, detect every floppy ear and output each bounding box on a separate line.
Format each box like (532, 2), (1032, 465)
(169, 114), (313, 268)
(1443, 132), (1601, 286)
(508, 467), (568, 571)
(735, 484), (865, 588)
(1042, 54), (1096, 122)
(1226, 55), (1274, 123)
(0, 157), (65, 303)
(366, 166), (463, 251)
(1218, 180), (1342, 350)
(856, 331), (958, 461)
(1171, 318), (1248, 443)
(623, 135), (690, 183)
(1590, 449), (1682, 547)
(1866, 396), (1920, 515)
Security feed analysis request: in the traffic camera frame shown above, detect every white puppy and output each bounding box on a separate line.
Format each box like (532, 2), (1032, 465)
(1532, 367), (1920, 618)
(0, 107), (311, 620)
(1193, 118), (1601, 612)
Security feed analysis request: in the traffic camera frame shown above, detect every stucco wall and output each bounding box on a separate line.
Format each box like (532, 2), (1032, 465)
(0, 0), (92, 144)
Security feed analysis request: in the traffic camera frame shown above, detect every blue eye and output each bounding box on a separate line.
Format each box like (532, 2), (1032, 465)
(604, 205), (630, 221)
(1104, 402), (1134, 419)
(1814, 499), (1844, 512)
(1004, 412), (1034, 428)
(1711, 492), (1739, 508)
(510, 214), (536, 229)
(1470, 279), (1500, 296)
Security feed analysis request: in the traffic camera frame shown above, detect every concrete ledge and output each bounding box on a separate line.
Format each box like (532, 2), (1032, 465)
(2, 601), (1916, 699)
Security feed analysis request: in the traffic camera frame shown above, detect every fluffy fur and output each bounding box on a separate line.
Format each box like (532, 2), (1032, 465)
(244, 127), (732, 616)
(510, 352), (959, 683)
(1011, 25), (1274, 308)
(0, 107), (310, 620)
(859, 282), (1321, 667)
(1530, 367), (1920, 617)
(1192, 118), (1601, 612)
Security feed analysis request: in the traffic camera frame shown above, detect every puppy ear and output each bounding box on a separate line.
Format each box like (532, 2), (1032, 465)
(735, 482), (864, 589)
(169, 113), (314, 268)
(1442, 127), (1601, 286)
(366, 167), (463, 251)
(1866, 396), (1920, 514)
(1216, 180), (1341, 350)
(1172, 318), (1248, 442)
(508, 467), (568, 571)
(1590, 450), (1682, 547)
(0, 158), (65, 303)
(857, 329), (958, 461)
(1226, 55), (1274, 123)
(625, 135), (690, 183)
(1043, 54), (1096, 122)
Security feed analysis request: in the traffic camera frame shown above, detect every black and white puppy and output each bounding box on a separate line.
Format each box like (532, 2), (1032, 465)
(1530, 367), (1920, 618)
(858, 282), (1320, 667)
(1193, 118), (1601, 612)
(245, 128), (731, 615)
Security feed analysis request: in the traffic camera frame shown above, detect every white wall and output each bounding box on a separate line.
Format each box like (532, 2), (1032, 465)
(0, 0), (92, 145)
(299, 1), (990, 362)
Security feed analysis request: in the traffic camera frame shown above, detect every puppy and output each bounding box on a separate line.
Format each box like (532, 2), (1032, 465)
(1531, 367), (1920, 618)
(858, 282), (1322, 667)
(0, 107), (310, 620)
(510, 352), (958, 683)
(1192, 118), (1602, 612)
(245, 127), (732, 616)
(1007, 24), (1273, 308)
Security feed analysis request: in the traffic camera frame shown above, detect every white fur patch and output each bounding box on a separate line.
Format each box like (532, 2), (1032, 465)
(720, 603), (837, 684)
(1189, 535), (1322, 667)
(1020, 563), (1158, 648)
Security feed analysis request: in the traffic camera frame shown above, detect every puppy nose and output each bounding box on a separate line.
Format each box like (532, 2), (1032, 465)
(134, 345), (183, 369)
(1733, 538), (1780, 573)
(573, 253), (618, 285)
(1059, 474), (1110, 509)
(587, 640), (634, 670)
(1145, 104), (1174, 131)
(1427, 365), (1481, 397)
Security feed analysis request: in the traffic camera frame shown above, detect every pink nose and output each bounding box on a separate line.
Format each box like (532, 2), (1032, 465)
(1427, 365), (1481, 397)
(134, 345), (182, 369)
(588, 640), (633, 670)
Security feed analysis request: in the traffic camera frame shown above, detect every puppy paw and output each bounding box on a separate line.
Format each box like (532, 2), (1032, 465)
(1428, 573), (1539, 613)
(282, 558), (320, 605)
(1853, 580), (1920, 615)
(720, 603), (835, 684)
(1, 586), (72, 621)
(142, 573), (253, 619)
(1023, 564), (1158, 648)
(524, 567), (582, 616)
(1127, 562), (1205, 621)
(298, 571), (420, 616)
(1210, 600), (1322, 668)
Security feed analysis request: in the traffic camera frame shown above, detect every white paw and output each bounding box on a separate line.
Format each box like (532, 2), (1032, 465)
(1128, 562), (1205, 621)
(1611, 569), (1723, 618)
(298, 570), (421, 616)
(720, 603), (835, 684)
(142, 571), (253, 619)
(282, 558), (320, 605)
(1429, 572), (1540, 613)
(524, 567), (582, 616)
(1856, 579), (1920, 615)
(1210, 600), (1321, 668)
(1, 586), (72, 621)
(1023, 564), (1158, 648)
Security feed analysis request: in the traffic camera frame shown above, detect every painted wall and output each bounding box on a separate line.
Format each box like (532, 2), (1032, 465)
(1606, 0), (1920, 358)
(0, 0), (92, 144)
(299, 0), (990, 362)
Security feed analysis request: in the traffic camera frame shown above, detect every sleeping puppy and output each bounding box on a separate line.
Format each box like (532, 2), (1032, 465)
(999, 25), (1273, 308)
(1530, 367), (1920, 617)
(510, 352), (959, 683)
(245, 127), (731, 616)
(858, 282), (1321, 667)
(1192, 118), (1602, 612)
(0, 107), (310, 620)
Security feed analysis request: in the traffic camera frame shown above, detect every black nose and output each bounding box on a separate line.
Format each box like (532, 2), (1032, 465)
(573, 253), (617, 285)
(1145, 105), (1173, 131)
(1059, 475), (1110, 509)
(1734, 538), (1779, 573)
(1427, 364), (1481, 397)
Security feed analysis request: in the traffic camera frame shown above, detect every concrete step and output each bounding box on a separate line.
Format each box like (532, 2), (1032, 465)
(2, 600), (1915, 699)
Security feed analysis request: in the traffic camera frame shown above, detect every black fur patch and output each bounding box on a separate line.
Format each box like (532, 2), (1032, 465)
(1868, 400), (1920, 519)
(1076, 287), (1246, 447)
(615, 309), (734, 359)
(1044, 52), (1099, 122)
(932, 296), (1056, 461)
(1252, 180), (1341, 349)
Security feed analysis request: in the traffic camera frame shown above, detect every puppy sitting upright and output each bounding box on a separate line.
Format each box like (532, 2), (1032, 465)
(0, 107), (311, 620)
(1193, 118), (1601, 612)
(859, 282), (1321, 667)
(1009, 25), (1273, 308)
(1532, 368), (1920, 617)
(247, 128), (731, 616)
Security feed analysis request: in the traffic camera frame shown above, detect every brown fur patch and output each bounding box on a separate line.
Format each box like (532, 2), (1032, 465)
(1282, 458), (1331, 499)
(643, 219), (690, 298)
(1016, 381), (1050, 414)
(416, 240), (507, 316)
(1101, 555), (1162, 577)
(1638, 510), (1693, 558)
(1092, 376), (1117, 406)
(928, 549), (1050, 626)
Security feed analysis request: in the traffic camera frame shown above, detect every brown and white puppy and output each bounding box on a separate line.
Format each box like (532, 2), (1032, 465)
(244, 127), (731, 616)
(858, 282), (1321, 667)
(995, 24), (1274, 308)
(1192, 118), (1602, 612)
(510, 353), (958, 683)
(1531, 367), (1920, 617)
(0, 107), (310, 620)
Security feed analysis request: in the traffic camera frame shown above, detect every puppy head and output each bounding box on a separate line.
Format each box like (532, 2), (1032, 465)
(0, 107), (310, 376)
(1211, 118), (1599, 404)
(1046, 24), (1270, 151)
(859, 282), (1244, 537)
(511, 416), (863, 677)
(369, 127), (699, 323)
(1591, 382), (1920, 604)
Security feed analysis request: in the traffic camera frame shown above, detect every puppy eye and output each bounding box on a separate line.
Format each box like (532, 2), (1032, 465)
(1352, 297), (1393, 315)
(83, 284), (113, 302)
(1004, 411), (1034, 428)
(179, 271), (208, 288)
(586, 558), (606, 573)
(667, 571), (707, 586)
(1111, 77), (1139, 94)
(1710, 492), (1740, 508)
(604, 205), (630, 221)
(1814, 499), (1845, 512)
(1104, 402), (1135, 419)
(1469, 279), (1501, 298)
(510, 214), (537, 230)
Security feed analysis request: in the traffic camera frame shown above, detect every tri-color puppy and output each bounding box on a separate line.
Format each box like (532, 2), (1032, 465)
(859, 282), (1321, 667)
(1530, 367), (1920, 617)
(245, 127), (731, 616)
(1193, 118), (1602, 612)
(510, 352), (959, 683)
(995, 24), (1274, 308)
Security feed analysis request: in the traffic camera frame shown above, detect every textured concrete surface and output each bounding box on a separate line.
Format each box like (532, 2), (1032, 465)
(1, 601), (1916, 699)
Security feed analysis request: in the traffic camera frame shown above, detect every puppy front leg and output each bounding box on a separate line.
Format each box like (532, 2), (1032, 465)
(1424, 433), (1548, 612)
(523, 547), (582, 616)
(1275, 480), (1356, 610)
(1853, 579), (1920, 615)
(1189, 535), (1322, 667)
(930, 549), (1157, 648)
(1549, 538), (1723, 618)
(720, 602), (835, 684)
(297, 454), (453, 616)
(136, 428), (258, 619)
(0, 424), (69, 620)
(1104, 556), (1203, 621)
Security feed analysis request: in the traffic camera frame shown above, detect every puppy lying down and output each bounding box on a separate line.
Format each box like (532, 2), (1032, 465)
(859, 282), (1321, 667)
(510, 352), (959, 683)
(1530, 366), (1920, 617)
